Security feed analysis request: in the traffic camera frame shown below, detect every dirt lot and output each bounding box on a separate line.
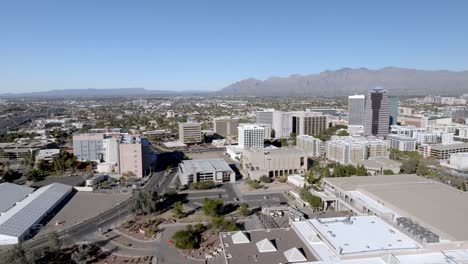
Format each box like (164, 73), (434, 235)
(39, 191), (131, 235)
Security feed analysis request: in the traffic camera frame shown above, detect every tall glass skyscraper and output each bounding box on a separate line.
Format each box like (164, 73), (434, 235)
(364, 87), (390, 136)
(389, 96), (399, 125)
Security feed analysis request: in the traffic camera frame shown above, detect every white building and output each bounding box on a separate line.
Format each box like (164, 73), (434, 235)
(272, 111), (293, 138)
(287, 175), (306, 188)
(348, 95), (366, 126)
(102, 138), (120, 171)
(414, 132), (439, 144)
(296, 135), (323, 157)
(35, 149), (60, 162)
(0, 183), (72, 245)
(388, 134), (417, 151)
(441, 152), (468, 172)
(255, 109), (275, 126)
(238, 124), (265, 149)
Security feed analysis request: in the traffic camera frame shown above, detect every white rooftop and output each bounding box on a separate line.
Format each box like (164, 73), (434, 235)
(0, 183), (72, 239)
(309, 216), (420, 255)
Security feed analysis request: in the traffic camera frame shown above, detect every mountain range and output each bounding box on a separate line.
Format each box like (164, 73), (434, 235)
(2, 67), (468, 98)
(219, 67), (468, 96)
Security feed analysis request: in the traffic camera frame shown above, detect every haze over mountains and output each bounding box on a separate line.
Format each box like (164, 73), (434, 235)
(220, 67), (468, 96)
(2, 67), (468, 98)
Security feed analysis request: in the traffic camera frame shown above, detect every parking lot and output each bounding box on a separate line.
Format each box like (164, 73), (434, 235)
(38, 191), (131, 235)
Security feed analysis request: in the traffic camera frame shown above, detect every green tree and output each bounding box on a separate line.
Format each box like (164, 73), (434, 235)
(172, 225), (199, 250)
(130, 190), (159, 215)
(400, 158), (419, 174)
(307, 170), (318, 184)
(202, 198), (224, 217)
(383, 169), (395, 175)
(48, 232), (61, 252)
(337, 130), (349, 136)
(5, 243), (35, 264)
(238, 203), (250, 217)
(172, 201), (185, 218)
(355, 164), (368, 176)
(259, 175), (272, 183)
(71, 244), (91, 264)
(299, 188), (322, 208)
(246, 179), (263, 189)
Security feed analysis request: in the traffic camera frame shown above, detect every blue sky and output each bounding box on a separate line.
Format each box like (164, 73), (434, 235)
(1, 0), (467, 93)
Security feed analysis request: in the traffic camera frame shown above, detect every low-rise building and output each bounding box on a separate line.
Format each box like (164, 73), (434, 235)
(178, 159), (235, 185)
(387, 134), (417, 151)
(242, 148), (308, 180)
(35, 149), (60, 162)
(420, 143), (468, 160)
(326, 136), (388, 165)
(440, 152), (468, 176)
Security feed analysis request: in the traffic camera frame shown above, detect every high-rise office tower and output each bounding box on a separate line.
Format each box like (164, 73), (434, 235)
(364, 87), (390, 136)
(348, 95), (366, 126)
(292, 111), (327, 136)
(272, 111), (294, 138)
(255, 109), (275, 125)
(213, 117), (239, 138)
(178, 122), (202, 144)
(238, 124), (265, 148)
(389, 96), (399, 126)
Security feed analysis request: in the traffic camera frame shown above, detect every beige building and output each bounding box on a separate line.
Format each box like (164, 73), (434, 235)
(178, 122), (202, 144)
(292, 112), (327, 136)
(296, 135), (323, 157)
(242, 148), (308, 180)
(213, 117), (239, 138)
(119, 136), (149, 178)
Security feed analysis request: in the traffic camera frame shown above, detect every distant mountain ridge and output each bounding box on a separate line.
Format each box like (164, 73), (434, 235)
(2, 67), (468, 98)
(0, 88), (194, 98)
(219, 67), (468, 96)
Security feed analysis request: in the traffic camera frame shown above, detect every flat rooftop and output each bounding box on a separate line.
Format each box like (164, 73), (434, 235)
(309, 216), (419, 255)
(180, 159), (233, 173)
(325, 175), (468, 241)
(222, 228), (317, 264)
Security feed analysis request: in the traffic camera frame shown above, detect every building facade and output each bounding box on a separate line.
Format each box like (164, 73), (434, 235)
(389, 96), (399, 126)
(296, 135), (323, 157)
(178, 122), (202, 144)
(213, 117), (239, 138)
(327, 136), (388, 165)
(119, 136), (149, 178)
(348, 95), (366, 126)
(388, 134), (417, 151)
(72, 134), (105, 161)
(364, 88), (390, 136)
(238, 124), (265, 148)
(255, 109), (275, 126)
(272, 111), (294, 138)
(178, 159), (235, 185)
(292, 112), (327, 136)
(242, 148), (308, 180)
